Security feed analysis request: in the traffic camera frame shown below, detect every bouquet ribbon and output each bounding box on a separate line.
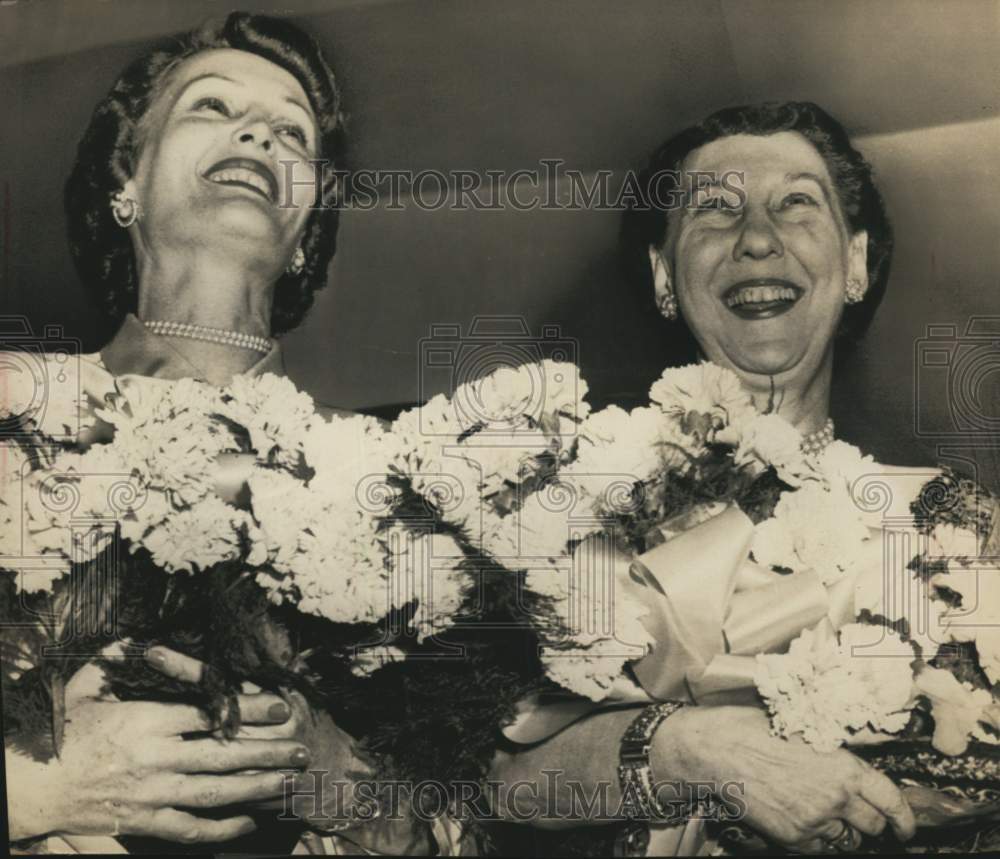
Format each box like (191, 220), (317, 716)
(505, 505), (861, 744)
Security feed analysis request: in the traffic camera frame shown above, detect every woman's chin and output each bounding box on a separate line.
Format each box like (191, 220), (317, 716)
(725, 348), (811, 381)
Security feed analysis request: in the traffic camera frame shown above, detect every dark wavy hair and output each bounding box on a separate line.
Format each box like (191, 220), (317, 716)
(65, 12), (344, 337)
(621, 101), (893, 354)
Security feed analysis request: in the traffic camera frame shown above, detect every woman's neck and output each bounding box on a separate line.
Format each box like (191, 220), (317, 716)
(134, 253), (275, 385)
(730, 353), (833, 436)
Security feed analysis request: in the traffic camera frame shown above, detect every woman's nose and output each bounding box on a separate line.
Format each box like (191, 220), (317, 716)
(233, 117), (275, 154)
(732, 207), (783, 260)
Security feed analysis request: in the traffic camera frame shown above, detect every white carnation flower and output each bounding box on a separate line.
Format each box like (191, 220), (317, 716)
(250, 469), (397, 627)
(540, 636), (643, 703)
(817, 440), (876, 490)
(397, 392), (472, 440)
(248, 466), (315, 569)
(220, 373), (314, 468)
(12, 445), (142, 572)
(458, 364), (538, 429)
(750, 515), (799, 571)
(455, 425), (550, 497)
(755, 623), (916, 752)
(140, 495), (248, 573)
(972, 629), (1000, 687)
(560, 406), (694, 514)
(119, 486), (174, 546)
(539, 359), (590, 423)
(485, 491), (578, 562)
(531, 561), (655, 701)
(650, 362), (753, 431)
(732, 413), (816, 486)
(914, 666), (999, 754)
(303, 412), (394, 508)
(99, 377), (236, 508)
(389, 402), (496, 528)
(453, 359), (589, 434)
(407, 534), (468, 641)
(751, 482), (872, 583)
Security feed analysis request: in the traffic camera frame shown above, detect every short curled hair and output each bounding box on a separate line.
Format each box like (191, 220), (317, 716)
(65, 12), (344, 336)
(621, 101), (893, 347)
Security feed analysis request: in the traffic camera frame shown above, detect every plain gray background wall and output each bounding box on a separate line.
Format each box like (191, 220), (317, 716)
(1, 0), (998, 477)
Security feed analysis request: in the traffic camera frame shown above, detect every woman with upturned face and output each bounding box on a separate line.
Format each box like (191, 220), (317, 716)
(489, 103), (931, 857)
(4, 13), (430, 854)
(66, 12), (338, 386)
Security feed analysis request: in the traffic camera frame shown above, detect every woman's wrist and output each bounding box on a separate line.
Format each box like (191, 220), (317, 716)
(7, 750), (64, 840)
(647, 705), (735, 800)
(618, 701), (687, 821)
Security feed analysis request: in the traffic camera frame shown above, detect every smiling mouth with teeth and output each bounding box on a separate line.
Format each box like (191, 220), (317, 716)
(725, 284), (800, 308)
(205, 167), (275, 203)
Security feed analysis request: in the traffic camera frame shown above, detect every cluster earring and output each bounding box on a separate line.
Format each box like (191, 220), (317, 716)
(845, 278), (866, 304)
(287, 246), (306, 276)
(110, 190), (140, 228)
(657, 291), (678, 321)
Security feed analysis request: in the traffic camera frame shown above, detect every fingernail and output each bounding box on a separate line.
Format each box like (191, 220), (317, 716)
(145, 648), (165, 668)
(268, 702), (290, 721)
(291, 747), (310, 767)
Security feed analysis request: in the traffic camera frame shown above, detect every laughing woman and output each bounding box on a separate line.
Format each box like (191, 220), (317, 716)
(488, 102), (942, 856)
(2, 12), (427, 854)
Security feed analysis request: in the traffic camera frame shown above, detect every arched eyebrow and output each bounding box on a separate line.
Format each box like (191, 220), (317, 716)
(284, 94), (312, 118)
(176, 72), (239, 100)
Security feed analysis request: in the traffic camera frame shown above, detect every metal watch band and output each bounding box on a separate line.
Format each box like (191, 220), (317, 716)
(617, 700), (688, 825)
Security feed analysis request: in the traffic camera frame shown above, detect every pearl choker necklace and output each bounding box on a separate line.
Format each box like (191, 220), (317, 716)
(143, 319), (271, 356)
(801, 418), (835, 457)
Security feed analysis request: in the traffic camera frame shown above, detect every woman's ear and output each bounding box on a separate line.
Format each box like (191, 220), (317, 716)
(847, 230), (869, 296)
(648, 245), (673, 303)
(122, 177), (139, 204)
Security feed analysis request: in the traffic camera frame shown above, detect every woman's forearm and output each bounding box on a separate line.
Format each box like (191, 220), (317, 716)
(488, 707), (641, 830)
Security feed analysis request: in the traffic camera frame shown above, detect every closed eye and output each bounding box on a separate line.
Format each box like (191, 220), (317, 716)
(691, 195), (741, 215)
(276, 124), (309, 148)
(779, 192), (818, 209)
(192, 96), (232, 117)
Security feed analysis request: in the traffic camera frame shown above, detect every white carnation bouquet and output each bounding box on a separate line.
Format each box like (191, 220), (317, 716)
(469, 362), (1000, 834)
(1, 365), (553, 774)
(3, 353), (997, 833)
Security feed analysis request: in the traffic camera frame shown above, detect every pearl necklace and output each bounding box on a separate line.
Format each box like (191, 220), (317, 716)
(143, 319), (271, 355)
(801, 418), (835, 457)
